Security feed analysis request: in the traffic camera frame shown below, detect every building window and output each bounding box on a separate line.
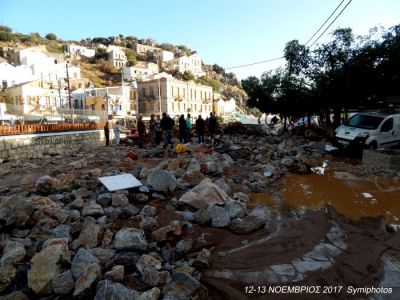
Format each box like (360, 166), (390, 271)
(1, 80), (7, 89)
(142, 87), (146, 97)
(150, 86), (154, 96)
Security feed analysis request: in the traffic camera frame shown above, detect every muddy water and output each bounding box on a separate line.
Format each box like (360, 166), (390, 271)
(253, 171), (400, 224)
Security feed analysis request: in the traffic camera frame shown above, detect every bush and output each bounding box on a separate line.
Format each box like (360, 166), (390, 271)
(0, 25), (12, 33)
(45, 33), (57, 40)
(98, 59), (114, 73)
(0, 31), (13, 42)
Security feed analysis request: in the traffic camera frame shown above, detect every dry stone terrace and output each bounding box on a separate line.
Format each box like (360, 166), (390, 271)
(0, 123), (399, 299)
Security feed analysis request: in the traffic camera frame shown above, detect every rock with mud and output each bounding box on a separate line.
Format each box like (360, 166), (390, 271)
(71, 248), (100, 279)
(104, 265), (124, 282)
(230, 216), (266, 234)
(94, 280), (139, 300)
(146, 170), (177, 193)
(0, 195), (33, 227)
(179, 178), (233, 209)
(0, 241), (26, 266)
(224, 200), (245, 219)
(114, 228), (148, 251)
(52, 270), (74, 295)
(0, 264), (16, 293)
(162, 272), (203, 300)
(207, 205), (231, 227)
(73, 263), (101, 298)
(35, 175), (62, 193)
(27, 243), (71, 295)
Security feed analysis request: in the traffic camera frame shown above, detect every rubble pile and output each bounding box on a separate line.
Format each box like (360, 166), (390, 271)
(1, 126), (398, 299)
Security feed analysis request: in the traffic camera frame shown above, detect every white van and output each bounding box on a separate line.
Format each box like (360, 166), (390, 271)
(332, 112), (400, 150)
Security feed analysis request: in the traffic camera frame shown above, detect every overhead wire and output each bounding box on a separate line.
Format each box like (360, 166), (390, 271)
(308, 0), (353, 48)
(224, 0), (353, 70)
(304, 0), (346, 46)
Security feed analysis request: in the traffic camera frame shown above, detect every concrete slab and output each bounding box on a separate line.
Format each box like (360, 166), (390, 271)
(98, 173), (142, 192)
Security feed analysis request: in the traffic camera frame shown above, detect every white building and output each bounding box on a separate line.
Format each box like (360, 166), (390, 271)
(215, 98), (237, 116)
(176, 53), (205, 77)
(156, 50), (174, 63)
(71, 85), (137, 118)
(67, 44), (95, 58)
(108, 49), (127, 68)
(0, 62), (35, 89)
(15, 48), (81, 83)
(137, 75), (213, 118)
(123, 62), (159, 81)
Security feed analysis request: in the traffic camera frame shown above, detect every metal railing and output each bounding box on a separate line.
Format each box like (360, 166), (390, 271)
(0, 123), (104, 136)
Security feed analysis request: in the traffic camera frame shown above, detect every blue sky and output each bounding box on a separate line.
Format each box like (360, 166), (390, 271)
(1, 0), (399, 80)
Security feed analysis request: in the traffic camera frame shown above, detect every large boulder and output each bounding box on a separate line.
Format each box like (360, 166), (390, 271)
(27, 243), (71, 295)
(207, 205), (231, 228)
(230, 216), (266, 234)
(71, 248), (100, 279)
(162, 272), (202, 300)
(114, 228), (148, 251)
(94, 280), (139, 300)
(0, 241), (26, 266)
(35, 175), (62, 193)
(73, 263), (101, 298)
(52, 270), (74, 295)
(75, 217), (103, 249)
(179, 178), (233, 209)
(0, 265), (16, 293)
(146, 170), (177, 193)
(0, 195), (33, 227)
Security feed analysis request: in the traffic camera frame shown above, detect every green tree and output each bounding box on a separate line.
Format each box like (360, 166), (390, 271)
(124, 48), (137, 66)
(182, 70), (195, 81)
(198, 76), (221, 92)
(160, 43), (174, 51)
(0, 31), (13, 42)
(212, 64), (225, 75)
(0, 25), (12, 33)
(45, 33), (57, 40)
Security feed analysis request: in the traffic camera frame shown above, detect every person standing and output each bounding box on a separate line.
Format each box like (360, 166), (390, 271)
(178, 114), (187, 143)
(195, 115), (205, 143)
(104, 121), (110, 146)
(114, 121), (121, 145)
(160, 112), (174, 149)
(149, 114), (156, 145)
(208, 112), (217, 138)
(186, 113), (192, 142)
(136, 114), (146, 148)
(155, 115), (162, 145)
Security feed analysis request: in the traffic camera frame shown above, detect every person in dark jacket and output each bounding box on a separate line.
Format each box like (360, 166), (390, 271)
(178, 114), (187, 143)
(208, 112), (217, 138)
(149, 114), (156, 145)
(195, 115), (205, 143)
(104, 121), (110, 146)
(155, 115), (162, 145)
(160, 112), (175, 149)
(136, 114), (146, 148)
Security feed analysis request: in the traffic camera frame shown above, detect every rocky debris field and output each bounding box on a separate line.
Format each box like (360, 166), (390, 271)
(0, 123), (400, 299)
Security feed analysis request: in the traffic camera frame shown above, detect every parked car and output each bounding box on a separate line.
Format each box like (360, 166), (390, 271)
(332, 112), (400, 150)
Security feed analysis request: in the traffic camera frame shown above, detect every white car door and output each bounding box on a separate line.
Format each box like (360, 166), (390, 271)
(379, 117), (395, 146)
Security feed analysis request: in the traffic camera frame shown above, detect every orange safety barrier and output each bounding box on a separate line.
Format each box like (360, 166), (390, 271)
(0, 123), (104, 136)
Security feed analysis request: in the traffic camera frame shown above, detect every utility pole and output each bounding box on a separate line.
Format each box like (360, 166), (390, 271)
(65, 63), (74, 124)
(65, 63), (72, 109)
(158, 76), (161, 117)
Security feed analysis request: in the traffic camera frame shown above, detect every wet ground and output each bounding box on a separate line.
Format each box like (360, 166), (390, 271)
(1, 143), (400, 299)
(252, 170), (400, 224)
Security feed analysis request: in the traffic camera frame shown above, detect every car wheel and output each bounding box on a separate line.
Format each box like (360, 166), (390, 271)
(369, 141), (378, 150)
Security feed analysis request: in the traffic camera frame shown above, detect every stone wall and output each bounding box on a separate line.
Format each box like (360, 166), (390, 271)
(0, 130), (105, 161)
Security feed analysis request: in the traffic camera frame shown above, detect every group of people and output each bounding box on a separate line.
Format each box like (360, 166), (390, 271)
(103, 112), (218, 148)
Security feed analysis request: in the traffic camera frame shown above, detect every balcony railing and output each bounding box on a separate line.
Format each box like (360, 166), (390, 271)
(0, 123), (103, 136)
